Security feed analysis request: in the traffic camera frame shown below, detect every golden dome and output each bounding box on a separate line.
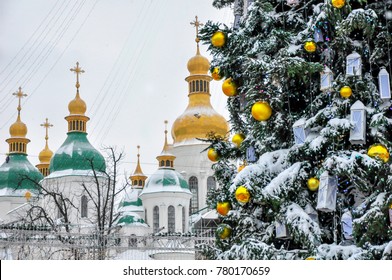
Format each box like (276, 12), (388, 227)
(68, 92), (86, 115)
(187, 47), (210, 75)
(38, 143), (53, 163)
(9, 115), (27, 138)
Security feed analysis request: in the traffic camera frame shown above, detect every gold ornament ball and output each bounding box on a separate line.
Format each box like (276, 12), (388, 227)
(207, 148), (219, 162)
(332, 0), (345, 8)
(217, 224), (232, 239)
(340, 86), (352, 98)
(235, 186), (251, 204)
(211, 31), (226, 48)
(222, 78), (237, 96)
(304, 41), (317, 53)
(307, 177), (320, 191)
(368, 144), (390, 163)
(232, 133), (245, 147)
(211, 67), (223, 81)
(217, 202), (231, 216)
(251, 101), (272, 121)
(305, 256), (316, 260)
(238, 164), (246, 172)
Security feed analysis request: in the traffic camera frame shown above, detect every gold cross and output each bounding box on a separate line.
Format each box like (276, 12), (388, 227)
(70, 62), (85, 89)
(13, 87), (27, 113)
(41, 118), (53, 141)
(137, 145), (140, 157)
(190, 16), (203, 43)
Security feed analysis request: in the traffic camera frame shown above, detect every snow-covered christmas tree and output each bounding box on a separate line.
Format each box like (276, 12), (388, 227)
(201, 0), (392, 259)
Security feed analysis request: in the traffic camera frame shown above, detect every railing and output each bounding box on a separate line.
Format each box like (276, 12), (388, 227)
(0, 228), (215, 260)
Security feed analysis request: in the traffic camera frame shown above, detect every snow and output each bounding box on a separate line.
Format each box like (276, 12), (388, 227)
(0, 188), (37, 197)
(55, 142), (74, 157)
(45, 169), (106, 179)
(316, 244), (369, 260)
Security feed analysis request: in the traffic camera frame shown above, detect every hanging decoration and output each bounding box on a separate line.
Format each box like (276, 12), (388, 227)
(340, 86), (352, 98)
(346, 52), (362, 77)
(287, 0), (300, 6)
(212, 67), (223, 81)
(304, 40), (317, 53)
(293, 118), (308, 145)
(305, 204), (319, 223)
(349, 100), (366, 144)
(389, 204), (392, 228)
(217, 224), (232, 239)
(314, 28), (324, 43)
(378, 68), (391, 100)
(246, 146), (257, 163)
(222, 78), (238, 96)
(207, 148), (219, 162)
(367, 144), (390, 163)
(275, 221), (290, 239)
(331, 0), (345, 9)
(307, 177), (320, 191)
(238, 162), (246, 172)
(216, 201), (231, 216)
(232, 133), (245, 147)
(235, 186), (251, 204)
(320, 66), (333, 92)
(316, 171), (337, 212)
(211, 31), (226, 48)
(251, 101), (272, 121)
(341, 210), (353, 240)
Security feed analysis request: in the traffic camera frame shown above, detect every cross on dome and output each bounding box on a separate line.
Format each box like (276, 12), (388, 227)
(70, 62), (85, 89)
(13, 87), (27, 114)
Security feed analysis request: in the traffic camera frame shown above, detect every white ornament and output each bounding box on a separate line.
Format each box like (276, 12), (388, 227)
(320, 66), (333, 91)
(275, 221), (290, 239)
(292, 118), (308, 145)
(316, 171), (337, 212)
(246, 146), (257, 163)
(346, 52), (362, 77)
(287, 0), (300, 6)
(378, 68), (391, 100)
(349, 100), (366, 145)
(341, 211), (353, 240)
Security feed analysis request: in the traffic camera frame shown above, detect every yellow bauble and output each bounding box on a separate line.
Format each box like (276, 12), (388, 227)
(235, 186), (251, 204)
(340, 86), (352, 98)
(207, 148), (219, 162)
(222, 78), (237, 96)
(217, 202), (231, 216)
(307, 177), (320, 191)
(332, 0), (345, 8)
(24, 191), (31, 201)
(304, 41), (317, 53)
(232, 133), (245, 147)
(211, 31), (226, 47)
(305, 256), (316, 260)
(251, 101), (272, 121)
(368, 144), (390, 163)
(211, 67), (223, 81)
(238, 164), (246, 172)
(217, 224), (232, 239)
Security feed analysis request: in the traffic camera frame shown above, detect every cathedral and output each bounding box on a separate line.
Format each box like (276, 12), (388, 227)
(0, 17), (228, 250)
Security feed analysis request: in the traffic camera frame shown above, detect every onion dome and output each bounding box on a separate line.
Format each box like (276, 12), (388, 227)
(129, 146), (147, 188)
(171, 20), (229, 145)
(36, 119), (54, 177)
(140, 122), (191, 196)
(0, 88), (43, 196)
(48, 62), (106, 178)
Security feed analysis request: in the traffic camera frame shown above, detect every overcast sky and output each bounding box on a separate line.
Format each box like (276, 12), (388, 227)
(0, 0), (233, 177)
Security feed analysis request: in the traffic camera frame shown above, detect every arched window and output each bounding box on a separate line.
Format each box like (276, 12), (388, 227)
(160, 160), (164, 167)
(153, 206), (159, 233)
(81, 195), (88, 218)
(145, 208), (148, 224)
(138, 179), (142, 186)
(200, 80), (203, 92)
(189, 176), (198, 214)
(133, 180), (137, 185)
(192, 81), (195, 92)
(168, 206), (175, 232)
(204, 81), (207, 92)
(182, 207), (185, 233)
(207, 176), (216, 193)
(196, 80), (199, 91)
(166, 160), (170, 167)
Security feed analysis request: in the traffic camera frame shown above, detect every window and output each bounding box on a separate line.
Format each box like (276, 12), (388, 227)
(160, 160), (164, 167)
(138, 179), (142, 186)
(153, 206), (159, 233)
(168, 206), (175, 232)
(145, 208), (148, 224)
(203, 81), (207, 92)
(196, 80), (199, 91)
(207, 176), (216, 193)
(200, 80), (203, 91)
(189, 176), (198, 214)
(81, 195), (88, 218)
(192, 81), (195, 92)
(166, 160), (170, 167)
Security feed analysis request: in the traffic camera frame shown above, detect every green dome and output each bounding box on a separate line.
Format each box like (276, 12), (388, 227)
(0, 154), (43, 196)
(141, 168), (190, 195)
(49, 132), (106, 175)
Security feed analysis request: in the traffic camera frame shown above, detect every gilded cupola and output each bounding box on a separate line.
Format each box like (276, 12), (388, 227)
(171, 16), (229, 146)
(36, 118), (54, 177)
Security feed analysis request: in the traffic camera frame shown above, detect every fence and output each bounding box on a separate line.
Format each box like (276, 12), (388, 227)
(0, 227), (215, 260)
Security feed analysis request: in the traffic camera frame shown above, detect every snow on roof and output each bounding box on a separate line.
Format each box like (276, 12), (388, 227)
(45, 169), (106, 179)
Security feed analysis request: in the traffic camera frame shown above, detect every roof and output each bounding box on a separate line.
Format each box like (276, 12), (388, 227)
(140, 168), (191, 195)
